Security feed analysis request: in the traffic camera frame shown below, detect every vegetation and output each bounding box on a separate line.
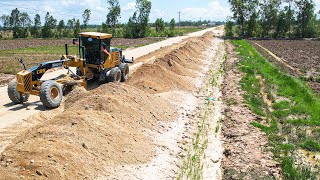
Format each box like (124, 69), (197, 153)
(124, 0), (152, 38)
(82, 9), (91, 30)
(155, 18), (165, 33)
(227, 0), (319, 38)
(103, 0), (121, 35)
(232, 40), (320, 179)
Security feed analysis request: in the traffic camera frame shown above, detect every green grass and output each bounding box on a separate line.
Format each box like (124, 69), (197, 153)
(232, 40), (320, 179)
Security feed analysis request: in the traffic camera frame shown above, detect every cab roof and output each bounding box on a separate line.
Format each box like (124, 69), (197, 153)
(78, 32), (112, 39)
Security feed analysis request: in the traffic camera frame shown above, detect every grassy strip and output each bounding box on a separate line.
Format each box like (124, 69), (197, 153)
(232, 40), (320, 179)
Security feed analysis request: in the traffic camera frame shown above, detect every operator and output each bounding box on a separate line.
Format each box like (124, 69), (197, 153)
(100, 42), (110, 64)
(101, 42), (110, 57)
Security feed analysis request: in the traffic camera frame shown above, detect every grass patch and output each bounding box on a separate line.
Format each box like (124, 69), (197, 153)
(232, 40), (320, 178)
(300, 140), (320, 152)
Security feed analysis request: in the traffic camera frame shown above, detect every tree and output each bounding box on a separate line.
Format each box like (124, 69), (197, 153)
(57, 20), (65, 38)
(30, 14), (41, 38)
(295, 0), (317, 38)
(106, 0), (121, 34)
(228, 0), (258, 37)
(225, 21), (234, 37)
(155, 18), (165, 33)
(10, 8), (22, 38)
(82, 9), (91, 29)
(124, 0), (152, 38)
(41, 12), (57, 38)
(284, 0), (295, 38)
(0, 15), (10, 38)
(169, 18), (175, 31)
(260, 0), (281, 37)
(66, 18), (75, 37)
(74, 19), (80, 37)
(20, 12), (31, 38)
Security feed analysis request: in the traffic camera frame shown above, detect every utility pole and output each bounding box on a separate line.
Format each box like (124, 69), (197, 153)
(178, 11), (181, 28)
(177, 11), (181, 35)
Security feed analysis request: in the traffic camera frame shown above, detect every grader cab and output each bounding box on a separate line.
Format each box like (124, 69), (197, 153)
(8, 32), (133, 108)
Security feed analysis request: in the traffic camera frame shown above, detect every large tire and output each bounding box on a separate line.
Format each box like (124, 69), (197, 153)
(98, 69), (108, 84)
(119, 63), (129, 82)
(7, 79), (29, 104)
(109, 67), (121, 82)
(76, 67), (83, 76)
(40, 81), (63, 108)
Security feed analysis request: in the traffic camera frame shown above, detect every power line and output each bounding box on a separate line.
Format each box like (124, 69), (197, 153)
(0, 2), (103, 21)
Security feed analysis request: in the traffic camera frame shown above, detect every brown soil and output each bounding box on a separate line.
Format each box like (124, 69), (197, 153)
(0, 84), (177, 179)
(0, 32), (215, 179)
(221, 42), (281, 179)
(0, 38), (164, 51)
(252, 40), (320, 93)
(128, 32), (214, 94)
(0, 73), (14, 86)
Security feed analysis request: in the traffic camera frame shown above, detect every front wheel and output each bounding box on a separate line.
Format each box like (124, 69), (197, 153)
(119, 63), (129, 82)
(40, 81), (63, 108)
(109, 67), (121, 83)
(7, 79), (29, 104)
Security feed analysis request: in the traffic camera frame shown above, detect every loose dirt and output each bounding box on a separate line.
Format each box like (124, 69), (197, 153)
(221, 42), (281, 179)
(0, 27), (224, 179)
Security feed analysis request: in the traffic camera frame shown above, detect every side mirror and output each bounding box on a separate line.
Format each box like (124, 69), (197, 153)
(72, 39), (79, 45)
(18, 58), (27, 70)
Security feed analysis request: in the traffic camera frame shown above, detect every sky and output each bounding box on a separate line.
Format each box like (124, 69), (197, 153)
(0, 0), (320, 25)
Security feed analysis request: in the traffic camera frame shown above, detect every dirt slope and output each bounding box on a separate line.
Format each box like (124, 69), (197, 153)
(0, 84), (177, 179)
(0, 31), (220, 179)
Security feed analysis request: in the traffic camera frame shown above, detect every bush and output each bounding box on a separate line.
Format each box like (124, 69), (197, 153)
(225, 21), (234, 38)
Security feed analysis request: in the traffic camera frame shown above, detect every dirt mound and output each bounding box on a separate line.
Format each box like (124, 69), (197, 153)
(127, 64), (193, 94)
(0, 84), (177, 179)
(128, 32), (214, 93)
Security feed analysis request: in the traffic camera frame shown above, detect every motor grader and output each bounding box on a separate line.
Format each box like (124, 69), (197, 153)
(7, 32), (133, 108)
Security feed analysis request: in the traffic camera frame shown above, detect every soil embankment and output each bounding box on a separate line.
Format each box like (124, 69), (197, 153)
(0, 31), (222, 179)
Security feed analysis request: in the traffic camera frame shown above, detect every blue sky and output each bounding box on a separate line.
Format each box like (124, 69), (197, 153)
(0, 0), (320, 25)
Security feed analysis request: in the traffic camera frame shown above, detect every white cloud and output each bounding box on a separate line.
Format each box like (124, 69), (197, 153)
(181, 0), (231, 21)
(123, 2), (136, 12)
(154, 9), (166, 18)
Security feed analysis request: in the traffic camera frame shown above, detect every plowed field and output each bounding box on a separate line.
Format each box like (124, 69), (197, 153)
(252, 40), (320, 92)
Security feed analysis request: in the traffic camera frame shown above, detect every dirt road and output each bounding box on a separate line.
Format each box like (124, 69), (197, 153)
(0, 27), (219, 131)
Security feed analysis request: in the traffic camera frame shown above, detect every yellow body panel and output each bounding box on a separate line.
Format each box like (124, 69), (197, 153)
(16, 70), (32, 93)
(78, 32), (112, 39)
(103, 52), (120, 69)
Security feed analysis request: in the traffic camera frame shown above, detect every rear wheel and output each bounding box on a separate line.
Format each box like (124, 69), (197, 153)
(109, 67), (121, 82)
(40, 81), (63, 108)
(7, 79), (29, 104)
(119, 63), (129, 82)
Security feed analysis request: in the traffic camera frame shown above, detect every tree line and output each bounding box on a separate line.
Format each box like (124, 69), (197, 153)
(0, 0), (216, 39)
(0, 0), (154, 39)
(226, 0), (320, 38)
(0, 8), (91, 39)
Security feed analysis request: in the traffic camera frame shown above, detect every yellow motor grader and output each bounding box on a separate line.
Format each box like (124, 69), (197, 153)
(8, 32), (134, 108)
